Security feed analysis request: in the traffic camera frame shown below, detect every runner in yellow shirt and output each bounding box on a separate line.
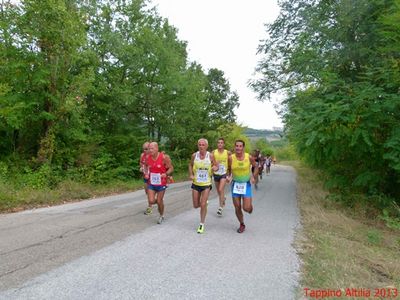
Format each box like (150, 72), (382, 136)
(189, 138), (218, 234)
(227, 139), (258, 233)
(212, 138), (231, 217)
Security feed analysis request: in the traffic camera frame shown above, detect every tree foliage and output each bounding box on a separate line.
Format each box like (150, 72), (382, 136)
(0, 0), (240, 186)
(253, 139), (274, 157)
(205, 123), (250, 153)
(253, 0), (400, 200)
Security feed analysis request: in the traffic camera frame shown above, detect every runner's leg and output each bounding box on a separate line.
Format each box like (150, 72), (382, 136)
(218, 178), (226, 207)
(156, 190), (166, 216)
(144, 180), (153, 215)
(233, 197), (244, 224)
(242, 197), (253, 214)
(200, 188), (210, 223)
(192, 189), (201, 208)
(147, 189), (156, 206)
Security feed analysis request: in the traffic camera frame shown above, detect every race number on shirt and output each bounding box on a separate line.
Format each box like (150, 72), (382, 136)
(216, 164), (225, 174)
(150, 173), (162, 185)
(233, 182), (247, 195)
(196, 169), (209, 183)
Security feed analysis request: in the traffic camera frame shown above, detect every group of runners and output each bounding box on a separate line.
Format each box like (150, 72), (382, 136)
(139, 138), (272, 234)
(252, 150), (275, 189)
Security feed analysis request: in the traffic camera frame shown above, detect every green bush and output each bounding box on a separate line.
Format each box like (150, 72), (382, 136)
(0, 161), (8, 182)
(274, 144), (298, 161)
(19, 164), (59, 189)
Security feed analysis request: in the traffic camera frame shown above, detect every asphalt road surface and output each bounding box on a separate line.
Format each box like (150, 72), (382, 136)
(0, 164), (300, 299)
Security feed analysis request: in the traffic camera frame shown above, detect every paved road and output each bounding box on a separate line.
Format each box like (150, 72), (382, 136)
(0, 165), (300, 299)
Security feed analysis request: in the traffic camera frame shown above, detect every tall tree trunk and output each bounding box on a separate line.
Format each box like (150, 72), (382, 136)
(157, 126), (161, 143)
(12, 129), (19, 154)
(37, 98), (55, 164)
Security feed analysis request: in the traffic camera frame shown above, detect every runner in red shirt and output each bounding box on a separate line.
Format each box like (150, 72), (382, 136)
(144, 142), (174, 224)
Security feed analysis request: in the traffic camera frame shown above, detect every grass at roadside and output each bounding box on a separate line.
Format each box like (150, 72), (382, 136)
(0, 179), (143, 213)
(286, 161), (400, 299)
(0, 172), (190, 213)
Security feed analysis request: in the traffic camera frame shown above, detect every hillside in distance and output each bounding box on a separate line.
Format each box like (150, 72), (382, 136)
(245, 127), (284, 142)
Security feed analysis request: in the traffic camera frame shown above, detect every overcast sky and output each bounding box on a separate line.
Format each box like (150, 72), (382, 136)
(149, 0), (283, 130)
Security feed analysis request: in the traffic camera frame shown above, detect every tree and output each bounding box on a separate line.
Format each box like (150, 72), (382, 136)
(0, 0), (241, 186)
(254, 139), (274, 157)
(253, 0), (400, 198)
(0, 0), (92, 165)
(206, 123), (250, 153)
(201, 68), (239, 133)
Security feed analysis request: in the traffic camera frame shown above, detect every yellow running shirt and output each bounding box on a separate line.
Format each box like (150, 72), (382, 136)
(213, 149), (228, 176)
(193, 151), (212, 186)
(231, 153), (251, 182)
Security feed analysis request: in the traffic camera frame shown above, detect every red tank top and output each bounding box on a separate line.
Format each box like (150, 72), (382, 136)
(140, 152), (146, 164)
(146, 152), (167, 186)
(140, 152), (147, 178)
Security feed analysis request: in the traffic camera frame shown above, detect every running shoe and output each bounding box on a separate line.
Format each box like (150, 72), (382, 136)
(237, 223), (246, 233)
(157, 216), (164, 224)
(144, 207), (152, 215)
(197, 224), (205, 234)
(217, 207), (223, 216)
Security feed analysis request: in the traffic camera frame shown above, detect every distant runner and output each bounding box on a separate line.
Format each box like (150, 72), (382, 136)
(265, 154), (272, 175)
(252, 149), (261, 189)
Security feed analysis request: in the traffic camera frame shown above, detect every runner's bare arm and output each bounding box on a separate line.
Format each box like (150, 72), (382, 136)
(139, 153), (145, 173)
(210, 153), (219, 172)
(250, 155), (259, 183)
(227, 154), (233, 183)
(163, 154), (174, 178)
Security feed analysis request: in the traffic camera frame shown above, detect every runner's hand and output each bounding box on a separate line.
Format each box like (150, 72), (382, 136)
(226, 174), (232, 184)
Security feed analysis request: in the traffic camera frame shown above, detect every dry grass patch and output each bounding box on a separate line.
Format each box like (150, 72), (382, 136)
(0, 171), (189, 213)
(0, 179), (144, 213)
(286, 161), (400, 298)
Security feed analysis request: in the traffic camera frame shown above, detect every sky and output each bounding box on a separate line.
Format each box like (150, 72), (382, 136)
(149, 0), (283, 130)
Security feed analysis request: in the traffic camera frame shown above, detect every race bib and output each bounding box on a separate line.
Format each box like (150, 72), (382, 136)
(233, 182), (247, 195)
(150, 173), (162, 185)
(216, 164), (226, 174)
(196, 169), (209, 183)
